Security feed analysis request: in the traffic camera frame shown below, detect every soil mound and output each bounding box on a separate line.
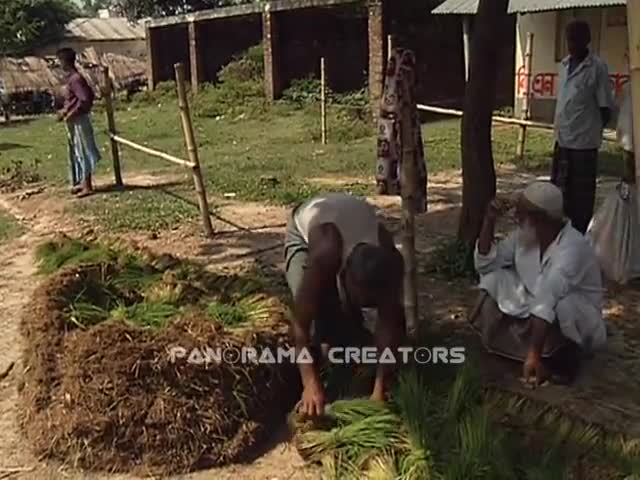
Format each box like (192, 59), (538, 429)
(20, 259), (300, 475)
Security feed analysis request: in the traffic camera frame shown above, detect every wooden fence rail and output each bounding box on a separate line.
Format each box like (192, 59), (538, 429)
(101, 63), (214, 238)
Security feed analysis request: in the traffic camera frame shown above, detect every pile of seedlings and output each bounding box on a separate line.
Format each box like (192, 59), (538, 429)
(20, 236), (299, 475)
(292, 364), (640, 480)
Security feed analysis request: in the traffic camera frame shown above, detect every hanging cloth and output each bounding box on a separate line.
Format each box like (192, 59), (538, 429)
(375, 48), (428, 214)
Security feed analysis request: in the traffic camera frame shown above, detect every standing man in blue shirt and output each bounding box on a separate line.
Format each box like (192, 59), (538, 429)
(551, 20), (614, 234)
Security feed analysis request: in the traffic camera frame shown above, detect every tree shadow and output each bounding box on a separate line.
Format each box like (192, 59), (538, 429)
(0, 142), (30, 152)
(0, 117), (39, 128)
(92, 180), (187, 195)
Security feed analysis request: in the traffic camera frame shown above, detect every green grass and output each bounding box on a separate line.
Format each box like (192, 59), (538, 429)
(35, 238), (115, 274)
(0, 209), (21, 243)
(0, 85), (626, 233)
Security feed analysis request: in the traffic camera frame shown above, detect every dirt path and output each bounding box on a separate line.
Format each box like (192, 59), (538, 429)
(0, 192), (319, 480)
(0, 170), (637, 479)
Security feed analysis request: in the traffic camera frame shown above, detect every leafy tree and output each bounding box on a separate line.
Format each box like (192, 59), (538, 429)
(82, 0), (112, 17)
(0, 0), (78, 56)
(111, 0), (262, 20)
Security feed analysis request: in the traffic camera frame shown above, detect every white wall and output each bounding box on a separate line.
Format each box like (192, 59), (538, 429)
(514, 7), (630, 121)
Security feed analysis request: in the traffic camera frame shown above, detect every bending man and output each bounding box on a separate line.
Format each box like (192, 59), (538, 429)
(284, 193), (405, 417)
(470, 182), (606, 385)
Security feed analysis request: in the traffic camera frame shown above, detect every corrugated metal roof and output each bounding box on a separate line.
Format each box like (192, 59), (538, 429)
(65, 18), (146, 41)
(433, 0), (626, 14)
(509, 0), (626, 13)
(432, 0), (479, 15)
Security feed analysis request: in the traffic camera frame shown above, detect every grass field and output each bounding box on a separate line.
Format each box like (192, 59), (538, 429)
(0, 209), (21, 243)
(0, 84), (625, 233)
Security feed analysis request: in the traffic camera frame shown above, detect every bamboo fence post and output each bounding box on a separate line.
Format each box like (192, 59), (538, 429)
(321, 57), (327, 145)
(101, 67), (123, 187)
(174, 63), (214, 238)
(400, 101), (418, 336)
(627, 0), (640, 206)
(516, 32), (534, 167)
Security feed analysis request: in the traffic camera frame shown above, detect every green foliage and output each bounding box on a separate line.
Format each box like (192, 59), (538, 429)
(35, 238), (115, 274)
(0, 210), (22, 243)
(422, 238), (476, 281)
(297, 361), (638, 480)
(112, 0), (259, 20)
(0, 159), (42, 193)
(207, 300), (249, 327)
(0, 0), (78, 56)
(82, 0), (111, 16)
(110, 300), (180, 328)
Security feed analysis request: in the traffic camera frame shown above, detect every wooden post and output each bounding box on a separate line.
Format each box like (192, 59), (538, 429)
(174, 63), (214, 238)
(321, 57), (327, 145)
(188, 21), (203, 94)
(462, 16), (471, 82)
(145, 25), (158, 91)
(627, 0), (640, 206)
(400, 101), (418, 336)
(101, 67), (123, 187)
(387, 34), (394, 61)
(516, 32), (534, 166)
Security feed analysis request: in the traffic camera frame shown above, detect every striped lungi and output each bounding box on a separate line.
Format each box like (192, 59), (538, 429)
(66, 114), (101, 187)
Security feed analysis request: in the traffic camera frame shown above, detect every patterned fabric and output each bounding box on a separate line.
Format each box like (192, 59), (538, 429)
(375, 49), (427, 214)
(551, 144), (598, 234)
(66, 113), (101, 186)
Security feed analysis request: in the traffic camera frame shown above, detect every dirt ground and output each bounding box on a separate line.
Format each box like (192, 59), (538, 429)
(0, 169), (638, 479)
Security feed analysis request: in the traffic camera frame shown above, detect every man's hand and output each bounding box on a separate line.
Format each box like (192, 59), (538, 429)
(56, 110), (65, 122)
(298, 379), (326, 418)
(523, 350), (548, 386)
(485, 199), (503, 224)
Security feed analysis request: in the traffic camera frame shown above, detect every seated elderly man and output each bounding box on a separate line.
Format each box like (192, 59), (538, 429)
(469, 181), (606, 385)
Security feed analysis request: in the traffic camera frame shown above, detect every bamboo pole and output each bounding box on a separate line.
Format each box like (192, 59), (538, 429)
(101, 67), (123, 187)
(417, 103), (551, 129)
(627, 0), (640, 203)
(110, 134), (194, 168)
(321, 57), (327, 145)
(400, 99), (418, 336)
(462, 16), (471, 82)
(516, 32), (534, 166)
(174, 63), (215, 238)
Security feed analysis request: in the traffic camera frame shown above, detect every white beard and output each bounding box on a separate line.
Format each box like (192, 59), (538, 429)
(518, 222), (538, 250)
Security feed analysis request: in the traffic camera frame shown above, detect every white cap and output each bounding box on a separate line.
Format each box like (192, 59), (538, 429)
(522, 181), (565, 220)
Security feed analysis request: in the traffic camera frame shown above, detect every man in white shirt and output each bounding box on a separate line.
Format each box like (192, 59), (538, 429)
(470, 182), (606, 385)
(551, 20), (614, 234)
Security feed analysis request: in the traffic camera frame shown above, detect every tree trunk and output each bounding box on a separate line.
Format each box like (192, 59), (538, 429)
(457, 0), (509, 245)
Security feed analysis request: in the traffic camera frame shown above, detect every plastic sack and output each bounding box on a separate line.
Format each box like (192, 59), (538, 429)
(587, 182), (640, 284)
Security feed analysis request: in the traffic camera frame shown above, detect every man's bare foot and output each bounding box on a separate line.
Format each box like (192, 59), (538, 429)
(70, 185), (83, 194)
(75, 189), (93, 198)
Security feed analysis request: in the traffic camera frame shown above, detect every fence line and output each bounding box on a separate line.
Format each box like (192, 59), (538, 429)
(101, 63), (214, 238)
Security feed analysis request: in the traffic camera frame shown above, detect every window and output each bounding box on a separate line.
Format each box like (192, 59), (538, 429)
(555, 8), (602, 62)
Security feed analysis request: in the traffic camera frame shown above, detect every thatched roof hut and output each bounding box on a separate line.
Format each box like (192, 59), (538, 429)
(0, 47), (146, 97)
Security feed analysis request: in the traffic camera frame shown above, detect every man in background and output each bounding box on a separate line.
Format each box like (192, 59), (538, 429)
(551, 20), (614, 234)
(56, 47), (101, 198)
